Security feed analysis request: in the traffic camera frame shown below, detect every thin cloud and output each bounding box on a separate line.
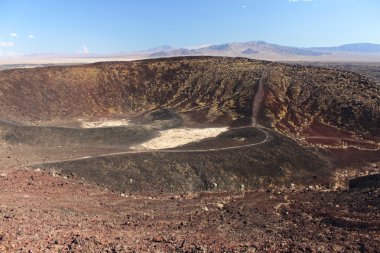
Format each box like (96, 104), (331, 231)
(78, 45), (90, 54)
(242, 5), (247, 8)
(185, 44), (211, 50)
(0, 42), (14, 47)
(9, 33), (18, 37)
(28, 35), (35, 39)
(83, 45), (89, 54)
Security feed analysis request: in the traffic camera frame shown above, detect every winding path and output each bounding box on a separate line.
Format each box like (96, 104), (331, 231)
(26, 69), (273, 166)
(27, 127), (270, 166)
(305, 136), (380, 151)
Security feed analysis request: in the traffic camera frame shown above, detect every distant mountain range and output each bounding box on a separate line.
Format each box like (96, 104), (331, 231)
(311, 43), (380, 53)
(146, 41), (380, 59)
(2, 41), (380, 64)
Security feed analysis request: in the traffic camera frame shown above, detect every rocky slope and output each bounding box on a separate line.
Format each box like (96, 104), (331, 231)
(0, 168), (379, 252)
(262, 63), (380, 137)
(0, 57), (378, 139)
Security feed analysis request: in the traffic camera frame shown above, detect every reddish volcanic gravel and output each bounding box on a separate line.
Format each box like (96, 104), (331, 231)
(0, 168), (379, 252)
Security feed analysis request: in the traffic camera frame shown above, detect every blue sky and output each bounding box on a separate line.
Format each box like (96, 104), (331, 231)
(0, 0), (379, 55)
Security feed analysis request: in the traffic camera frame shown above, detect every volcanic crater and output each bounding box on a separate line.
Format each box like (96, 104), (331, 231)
(0, 56), (379, 251)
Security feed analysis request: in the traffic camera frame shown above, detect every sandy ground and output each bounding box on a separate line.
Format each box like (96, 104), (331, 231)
(79, 119), (131, 128)
(0, 56), (145, 67)
(132, 127), (228, 150)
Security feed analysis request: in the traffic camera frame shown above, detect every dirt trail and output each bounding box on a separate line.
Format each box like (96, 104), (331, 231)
(307, 135), (379, 143)
(252, 68), (269, 127)
(306, 136), (380, 151)
(28, 127), (270, 167)
(1, 114), (271, 168)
